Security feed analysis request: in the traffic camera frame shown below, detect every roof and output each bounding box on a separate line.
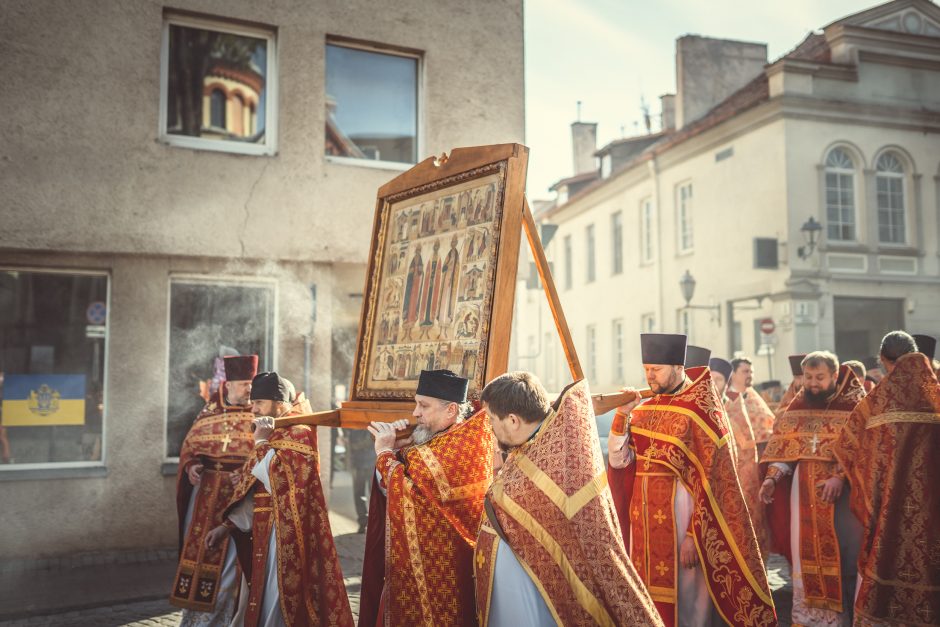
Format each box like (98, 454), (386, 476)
(548, 170), (600, 192)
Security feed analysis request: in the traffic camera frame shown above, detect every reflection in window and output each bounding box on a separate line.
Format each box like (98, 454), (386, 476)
(166, 280), (275, 459)
(876, 152), (906, 245)
(165, 20), (269, 145)
(825, 148), (856, 241)
(0, 270), (108, 466)
(325, 43), (418, 164)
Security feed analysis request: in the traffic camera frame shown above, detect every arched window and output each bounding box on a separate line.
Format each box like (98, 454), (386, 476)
(875, 152), (906, 244)
(210, 89), (226, 129)
(825, 148), (856, 241)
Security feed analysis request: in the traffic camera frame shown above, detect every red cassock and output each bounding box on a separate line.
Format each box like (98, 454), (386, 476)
(832, 352), (940, 626)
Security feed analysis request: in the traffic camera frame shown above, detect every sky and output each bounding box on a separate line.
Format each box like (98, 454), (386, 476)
(523, 0), (881, 198)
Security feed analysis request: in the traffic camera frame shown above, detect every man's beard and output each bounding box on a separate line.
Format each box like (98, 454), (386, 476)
(804, 385), (836, 406)
(411, 425), (433, 446)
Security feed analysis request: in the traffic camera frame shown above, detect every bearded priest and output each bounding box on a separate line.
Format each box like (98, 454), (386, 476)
(475, 371), (663, 626)
(832, 331), (940, 626)
(170, 354), (258, 624)
(607, 333), (776, 627)
(759, 351), (865, 626)
(359, 369), (494, 627)
(205, 372), (353, 627)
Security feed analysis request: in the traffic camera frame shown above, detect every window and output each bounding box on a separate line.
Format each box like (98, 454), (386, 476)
(161, 14), (276, 155)
(641, 313), (656, 333)
(677, 183), (693, 253)
(325, 41), (419, 165)
(166, 279), (276, 459)
(640, 198), (655, 264)
(563, 235), (573, 290)
(824, 148), (856, 241)
(0, 269), (108, 467)
(612, 319), (624, 381)
(611, 212), (623, 275)
(876, 152), (906, 245)
(585, 325), (597, 382)
(586, 224), (596, 283)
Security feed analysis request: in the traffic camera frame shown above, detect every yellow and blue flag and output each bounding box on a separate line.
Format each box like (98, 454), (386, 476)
(1, 374), (86, 426)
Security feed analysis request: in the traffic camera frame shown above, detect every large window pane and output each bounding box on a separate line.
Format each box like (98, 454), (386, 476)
(164, 19), (271, 148)
(0, 270), (107, 466)
(166, 280), (275, 458)
(325, 43), (418, 164)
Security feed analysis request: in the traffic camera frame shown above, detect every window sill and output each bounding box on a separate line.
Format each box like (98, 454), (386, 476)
(676, 249), (694, 257)
(0, 465), (107, 482)
(876, 246), (920, 257)
(820, 242), (869, 254)
(161, 461), (180, 477)
(159, 134), (276, 157)
(325, 155), (413, 172)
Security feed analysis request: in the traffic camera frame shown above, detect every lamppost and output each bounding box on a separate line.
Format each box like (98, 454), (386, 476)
(797, 217), (823, 260)
(679, 270), (721, 325)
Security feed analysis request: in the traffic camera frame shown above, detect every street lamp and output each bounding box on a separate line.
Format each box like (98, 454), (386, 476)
(797, 216), (823, 260)
(679, 270), (721, 324)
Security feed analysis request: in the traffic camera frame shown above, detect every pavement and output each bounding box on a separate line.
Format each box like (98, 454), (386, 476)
(0, 470), (795, 626)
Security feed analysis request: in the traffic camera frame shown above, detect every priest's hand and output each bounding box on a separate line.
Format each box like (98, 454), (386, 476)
(204, 525), (228, 549)
(616, 387), (643, 415)
(680, 535), (698, 569)
(252, 416), (275, 443)
(187, 463), (204, 486)
(819, 476), (844, 503)
(368, 420), (408, 454)
(759, 478), (776, 504)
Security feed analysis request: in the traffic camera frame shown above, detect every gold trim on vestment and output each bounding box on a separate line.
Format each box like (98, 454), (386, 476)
(515, 455), (607, 520)
(863, 566), (940, 592)
(488, 485), (615, 627)
(866, 411), (940, 429)
(270, 440), (318, 458)
(477, 523), (501, 626)
(632, 426), (775, 607)
(401, 487), (435, 627)
(634, 404), (726, 447)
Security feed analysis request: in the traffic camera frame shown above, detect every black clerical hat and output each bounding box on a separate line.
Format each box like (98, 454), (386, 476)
(789, 354), (807, 376)
(640, 333), (687, 366)
(224, 355), (259, 381)
(912, 334), (937, 360)
(250, 372), (295, 403)
(708, 357), (733, 381)
(685, 345), (711, 368)
(416, 369), (468, 403)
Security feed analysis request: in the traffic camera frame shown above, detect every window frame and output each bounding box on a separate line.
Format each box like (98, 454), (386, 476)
(585, 324), (597, 382)
(162, 274), (279, 463)
(563, 234), (573, 291)
(585, 223), (596, 283)
(823, 147), (858, 243)
(0, 266), (111, 474)
(874, 152), (908, 246)
(641, 312), (656, 333)
(610, 211), (623, 275)
(324, 37), (424, 171)
(640, 197), (655, 264)
(676, 182), (694, 254)
(159, 12), (279, 156)
(612, 318), (624, 382)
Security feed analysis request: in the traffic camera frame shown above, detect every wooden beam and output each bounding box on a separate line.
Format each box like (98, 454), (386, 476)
(522, 197), (583, 380)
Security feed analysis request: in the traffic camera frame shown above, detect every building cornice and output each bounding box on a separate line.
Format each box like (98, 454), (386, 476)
(826, 23), (940, 63)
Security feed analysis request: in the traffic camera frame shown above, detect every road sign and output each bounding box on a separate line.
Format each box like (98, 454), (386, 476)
(86, 301), (107, 325)
(760, 318), (775, 335)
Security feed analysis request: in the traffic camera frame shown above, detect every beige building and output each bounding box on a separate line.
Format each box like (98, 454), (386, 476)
(513, 0), (940, 394)
(0, 1), (524, 558)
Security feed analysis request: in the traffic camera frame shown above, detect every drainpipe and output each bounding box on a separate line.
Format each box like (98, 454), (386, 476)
(647, 156), (665, 331)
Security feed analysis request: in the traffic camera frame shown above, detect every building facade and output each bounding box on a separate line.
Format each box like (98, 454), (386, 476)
(0, 0), (524, 558)
(514, 0), (940, 393)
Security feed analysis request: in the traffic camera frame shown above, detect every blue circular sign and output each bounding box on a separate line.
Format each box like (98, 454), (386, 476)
(86, 301), (107, 325)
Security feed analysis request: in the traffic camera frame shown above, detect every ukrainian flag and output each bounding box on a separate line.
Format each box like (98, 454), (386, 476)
(2, 374), (86, 426)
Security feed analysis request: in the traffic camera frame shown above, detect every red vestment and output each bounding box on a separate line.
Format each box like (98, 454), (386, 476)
(226, 395), (353, 627)
(475, 380), (663, 626)
(743, 387), (775, 444)
(832, 352), (940, 626)
(608, 367), (777, 627)
(761, 365), (865, 613)
(171, 386), (255, 611)
(724, 393), (769, 555)
(359, 410), (493, 627)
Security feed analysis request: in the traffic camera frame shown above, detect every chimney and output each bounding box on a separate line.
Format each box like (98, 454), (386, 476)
(660, 94), (676, 131)
(675, 35), (767, 129)
(570, 121), (598, 175)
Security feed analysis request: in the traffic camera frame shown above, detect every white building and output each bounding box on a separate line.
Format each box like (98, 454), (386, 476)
(0, 0), (524, 558)
(513, 0), (940, 393)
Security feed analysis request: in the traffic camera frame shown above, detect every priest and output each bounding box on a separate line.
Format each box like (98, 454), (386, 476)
(832, 331), (940, 625)
(205, 372), (353, 627)
(729, 357), (776, 451)
(359, 369), (494, 627)
(170, 354), (258, 624)
(712, 356), (767, 555)
(774, 354), (806, 420)
(475, 371), (662, 626)
(608, 333), (776, 627)
(759, 351), (865, 626)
